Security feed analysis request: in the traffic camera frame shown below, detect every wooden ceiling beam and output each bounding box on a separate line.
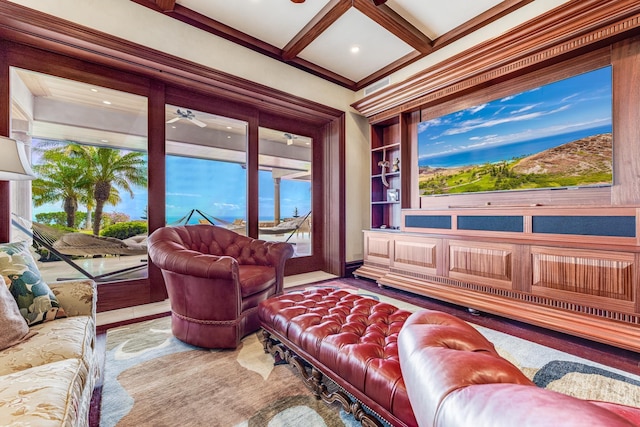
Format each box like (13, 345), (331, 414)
(353, 0), (432, 53)
(154, 0), (176, 13)
(356, 50), (423, 89)
(352, 0), (640, 118)
(131, 0), (281, 58)
(128, 0), (540, 91)
(433, 0), (535, 50)
(282, 0), (350, 61)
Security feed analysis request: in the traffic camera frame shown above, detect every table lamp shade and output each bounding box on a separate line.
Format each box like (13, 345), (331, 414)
(0, 136), (35, 180)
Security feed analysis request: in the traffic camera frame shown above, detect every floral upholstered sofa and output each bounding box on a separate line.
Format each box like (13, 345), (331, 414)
(0, 241), (98, 427)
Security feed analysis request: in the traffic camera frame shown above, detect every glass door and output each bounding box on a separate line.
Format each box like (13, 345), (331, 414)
(165, 105), (248, 232)
(10, 67), (149, 283)
(258, 127), (312, 257)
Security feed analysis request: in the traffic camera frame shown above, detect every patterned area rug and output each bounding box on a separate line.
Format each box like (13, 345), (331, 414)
(99, 281), (640, 426)
(99, 317), (357, 427)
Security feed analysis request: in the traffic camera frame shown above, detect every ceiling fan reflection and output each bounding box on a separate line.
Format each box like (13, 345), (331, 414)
(166, 109), (207, 128)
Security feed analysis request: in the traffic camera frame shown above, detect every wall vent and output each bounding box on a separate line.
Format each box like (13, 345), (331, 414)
(363, 77), (390, 96)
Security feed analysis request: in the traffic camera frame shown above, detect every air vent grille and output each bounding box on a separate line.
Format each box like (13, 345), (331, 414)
(364, 77), (390, 96)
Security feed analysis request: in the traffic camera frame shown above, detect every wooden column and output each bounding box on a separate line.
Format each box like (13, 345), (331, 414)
(0, 41), (10, 243)
(274, 177), (281, 225)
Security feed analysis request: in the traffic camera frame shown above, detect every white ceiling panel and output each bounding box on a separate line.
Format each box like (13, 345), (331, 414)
(178, 0), (331, 49)
(298, 8), (414, 82)
(387, 0), (505, 39)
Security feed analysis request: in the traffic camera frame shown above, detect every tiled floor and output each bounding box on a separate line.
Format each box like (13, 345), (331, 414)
(95, 270), (337, 327)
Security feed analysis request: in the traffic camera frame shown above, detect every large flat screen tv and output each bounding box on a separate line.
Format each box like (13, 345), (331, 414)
(418, 66), (612, 196)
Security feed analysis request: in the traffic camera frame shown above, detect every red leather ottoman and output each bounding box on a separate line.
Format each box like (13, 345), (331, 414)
(258, 287), (417, 427)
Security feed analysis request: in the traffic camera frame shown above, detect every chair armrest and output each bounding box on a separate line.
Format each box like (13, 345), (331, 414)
(264, 241), (295, 268)
(48, 279), (96, 319)
(256, 241), (294, 294)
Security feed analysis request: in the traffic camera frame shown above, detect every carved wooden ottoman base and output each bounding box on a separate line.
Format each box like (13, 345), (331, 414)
(257, 288), (417, 427)
(260, 329), (382, 426)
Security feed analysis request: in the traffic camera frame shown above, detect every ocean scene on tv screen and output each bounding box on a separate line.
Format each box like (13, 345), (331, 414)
(418, 66), (613, 195)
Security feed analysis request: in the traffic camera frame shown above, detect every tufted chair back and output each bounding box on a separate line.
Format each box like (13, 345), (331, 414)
(148, 224), (294, 349)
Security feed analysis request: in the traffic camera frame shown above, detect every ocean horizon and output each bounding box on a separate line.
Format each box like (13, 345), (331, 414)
(419, 125), (612, 169)
(166, 214), (282, 225)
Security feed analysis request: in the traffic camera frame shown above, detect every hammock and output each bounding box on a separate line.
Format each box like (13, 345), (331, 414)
(259, 210), (311, 242)
(12, 214), (147, 282)
(50, 230), (147, 256)
(172, 209), (246, 231)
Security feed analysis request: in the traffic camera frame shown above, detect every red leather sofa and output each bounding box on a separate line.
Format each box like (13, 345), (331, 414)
(148, 224), (294, 349)
(398, 309), (640, 427)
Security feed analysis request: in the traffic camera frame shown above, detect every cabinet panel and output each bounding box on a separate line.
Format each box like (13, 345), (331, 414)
(392, 235), (438, 275)
(364, 232), (393, 266)
(448, 241), (513, 289)
(531, 246), (635, 312)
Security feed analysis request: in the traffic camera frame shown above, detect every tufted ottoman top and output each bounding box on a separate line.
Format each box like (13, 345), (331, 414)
(258, 287), (417, 426)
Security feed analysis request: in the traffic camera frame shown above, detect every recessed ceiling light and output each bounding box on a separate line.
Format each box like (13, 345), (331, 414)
(171, 126), (176, 129)
(227, 135), (231, 139)
(90, 88), (98, 92)
(350, 46), (360, 54)
(100, 139), (108, 143)
(102, 100), (112, 105)
(226, 126), (232, 130)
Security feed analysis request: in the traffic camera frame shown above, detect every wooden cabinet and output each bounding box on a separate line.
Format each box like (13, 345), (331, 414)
(355, 206), (640, 352)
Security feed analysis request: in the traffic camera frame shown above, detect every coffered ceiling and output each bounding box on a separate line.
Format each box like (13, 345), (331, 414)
(132, 0), (535, 90)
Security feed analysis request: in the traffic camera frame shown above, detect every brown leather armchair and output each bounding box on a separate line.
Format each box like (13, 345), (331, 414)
(148, 224), (294, 349)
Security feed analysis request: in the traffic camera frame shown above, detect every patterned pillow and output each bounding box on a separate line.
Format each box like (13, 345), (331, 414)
(0, 241), (66, 325)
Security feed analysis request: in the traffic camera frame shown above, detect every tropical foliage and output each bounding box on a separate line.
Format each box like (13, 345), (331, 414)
(33, 141), (147, 234)
(35, 211), (86, 228)
(32, 147), (92, 228)
(85, 146), (147, 235)
(101, 221), (148, 240)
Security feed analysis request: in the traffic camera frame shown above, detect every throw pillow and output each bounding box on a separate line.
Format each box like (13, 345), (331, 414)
(0, 241), (66, 325)
(0, 275), (36, 351)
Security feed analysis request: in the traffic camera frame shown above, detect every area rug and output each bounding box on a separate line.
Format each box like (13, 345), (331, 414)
(99, 280), (640, 426)
(99, 317), (359, 427)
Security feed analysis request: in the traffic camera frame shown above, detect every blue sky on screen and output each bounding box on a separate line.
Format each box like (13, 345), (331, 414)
(417, 66), (612, 167)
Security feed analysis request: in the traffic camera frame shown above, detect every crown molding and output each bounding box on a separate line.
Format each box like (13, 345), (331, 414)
(0, 1), (343, 125)
(352, 0), (640, 119)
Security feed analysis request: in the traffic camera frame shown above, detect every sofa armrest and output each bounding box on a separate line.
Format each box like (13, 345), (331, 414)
(438, 384), (640, 427)
(398, 309), (534, 426)
(48, 279), (96, 319)
(398, 309), (640, 427)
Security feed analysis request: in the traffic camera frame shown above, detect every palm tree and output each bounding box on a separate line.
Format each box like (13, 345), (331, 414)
(32, 149), (93, 228)
(85, 147), (147, 235)
(33, 142), (147, 234)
